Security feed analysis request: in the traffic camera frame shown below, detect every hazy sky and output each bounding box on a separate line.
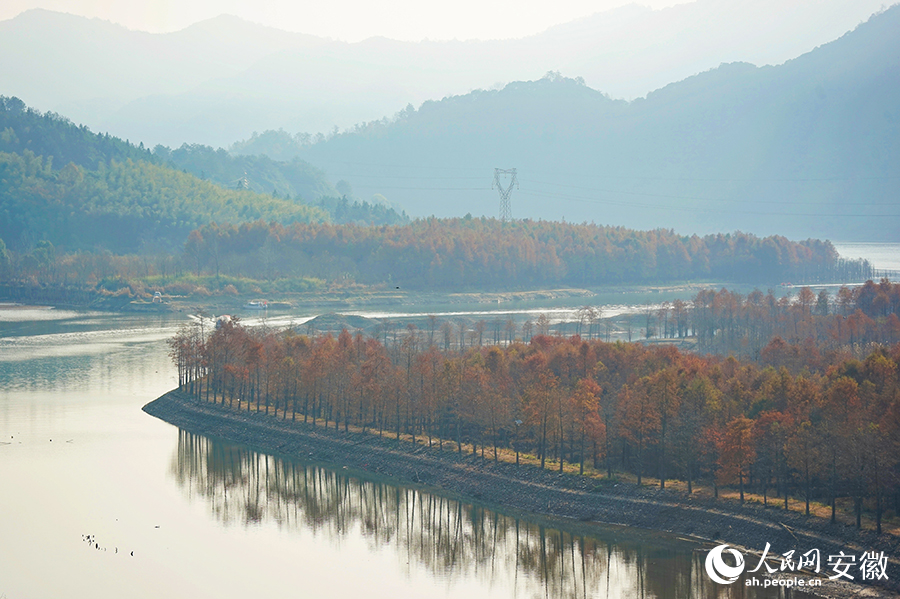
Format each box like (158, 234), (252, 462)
(1, 0), (688, 41)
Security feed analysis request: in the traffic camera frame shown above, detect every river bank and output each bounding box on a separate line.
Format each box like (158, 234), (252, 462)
(144, 390), (898, 597)
(0, 281), (654, 314)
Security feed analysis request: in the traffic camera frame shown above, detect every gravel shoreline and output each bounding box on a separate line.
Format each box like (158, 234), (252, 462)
(144, 390), (899, 597)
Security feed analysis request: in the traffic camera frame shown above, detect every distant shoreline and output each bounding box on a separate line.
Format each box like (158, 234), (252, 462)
(0, 282), (704, 320)
(143, 390), (898, 598)
(5, 278), (883, 321)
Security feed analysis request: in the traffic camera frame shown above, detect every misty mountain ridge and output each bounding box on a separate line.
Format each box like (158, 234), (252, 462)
(2, 2), (896, 242)
(283, 6), (899, 242)
(0, 0), (892, 148)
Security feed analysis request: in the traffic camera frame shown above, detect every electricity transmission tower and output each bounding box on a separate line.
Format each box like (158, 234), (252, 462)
(492, 168), (518, 222)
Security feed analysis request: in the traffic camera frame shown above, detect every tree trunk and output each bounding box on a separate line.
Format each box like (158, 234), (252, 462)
(687, 455), (693, 494)
(831, 455), (837, 524)
(579, 432), (586, 476)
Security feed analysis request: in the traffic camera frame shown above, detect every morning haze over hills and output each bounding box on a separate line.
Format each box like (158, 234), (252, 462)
(0, 0), (891, 147)
(0, 0), (897, 245)
(289, 5), (900, 242)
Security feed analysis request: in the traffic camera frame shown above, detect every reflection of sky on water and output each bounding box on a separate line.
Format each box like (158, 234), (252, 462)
(337, 304), (641, 320)
(0, 310), (178, 393)
(245, 306), (644, 331)
(0, 327), (178, 360)
(227, 276), (889, 331)
(832, 242), (900, 271)
(0, 270), (883, 348)
(0, 336), (173, 394)
(0, 304), (89, 321)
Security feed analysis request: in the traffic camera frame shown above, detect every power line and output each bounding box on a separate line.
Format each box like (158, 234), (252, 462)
(335, 176), (895, 210)
(517, 190), (899, 217)
(306, 157), (488, 172)
(306, 157), (898, 215)
(330, 173), (485, 181)
(308, 157), (899, 183)
(349, 186), (491, 191)
(520, 178), (900, 207)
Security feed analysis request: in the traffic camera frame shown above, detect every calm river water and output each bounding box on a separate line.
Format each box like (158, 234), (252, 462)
(3, 243), (897, 597)
(0, 302), (826, 599)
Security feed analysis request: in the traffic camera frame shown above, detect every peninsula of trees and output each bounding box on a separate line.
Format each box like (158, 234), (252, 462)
(169, 281), (900, 535)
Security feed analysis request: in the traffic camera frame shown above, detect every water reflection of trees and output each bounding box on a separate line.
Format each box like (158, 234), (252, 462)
(172, 430), (793, 599)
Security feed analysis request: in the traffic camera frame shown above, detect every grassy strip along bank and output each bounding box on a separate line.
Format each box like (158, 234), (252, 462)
(144, 390), (898, 595)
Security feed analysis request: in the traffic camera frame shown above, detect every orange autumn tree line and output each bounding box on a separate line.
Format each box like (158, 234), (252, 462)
(179, 218), (871, 289)
(692, 280), (900, 358)
(170, 322), (900, 534)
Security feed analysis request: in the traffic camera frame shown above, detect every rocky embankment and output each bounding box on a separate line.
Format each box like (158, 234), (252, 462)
(144, 390), (898, 597)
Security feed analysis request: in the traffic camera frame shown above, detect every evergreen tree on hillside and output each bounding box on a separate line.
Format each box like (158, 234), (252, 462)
(0, 96), (157, 170)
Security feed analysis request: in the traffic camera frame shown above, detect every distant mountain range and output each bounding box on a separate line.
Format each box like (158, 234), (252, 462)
(2, 1), (896, 243)
(286, 5), (900, 242)
(0, 0), (891, 148)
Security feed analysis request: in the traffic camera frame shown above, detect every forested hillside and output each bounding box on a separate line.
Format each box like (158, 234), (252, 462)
(154, 143), (333, 202)
(0, 98), (874, 293)
(0, 97), (407, 252)
(0, 96), (340, 206)
(0, 151), (327, 253)
(0, 95), (158, 169)
(153, 143), (408, 226)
